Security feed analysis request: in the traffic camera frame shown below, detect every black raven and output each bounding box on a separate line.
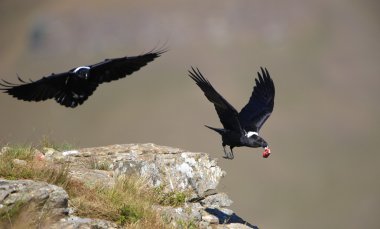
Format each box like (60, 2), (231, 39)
(0, 49), (166, 108)
(188, 67), (275, 159)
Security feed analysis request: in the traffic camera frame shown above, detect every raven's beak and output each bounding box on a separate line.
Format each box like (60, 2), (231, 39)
(263, 147), (271, 158)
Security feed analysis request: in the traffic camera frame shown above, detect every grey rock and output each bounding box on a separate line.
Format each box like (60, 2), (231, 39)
(51, 216), (118, 229)
(199, 220), (212, 229)
(218, 207), (234, 216)
(43, 147), (57, 157)
(69, 167), (115, 187)
(0, 179), (69, 223)
(201, 192), (233, 208)
(155, 202), (203, 225)
(0, 146), (10, 155)
(216, 223), (256, 229)
(0, 179), (117, 228)
(12, 158), (27, 166)
(48, 143), (226, 198)
(202, 213), (219, 224)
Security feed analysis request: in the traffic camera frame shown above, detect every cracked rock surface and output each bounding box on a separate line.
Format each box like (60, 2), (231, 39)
(0, 179), (68, 219)
(1, 143), (258, 228)
(0, 179), (116, 229)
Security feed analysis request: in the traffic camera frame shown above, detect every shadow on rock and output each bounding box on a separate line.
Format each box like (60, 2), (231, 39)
(205, 208), (258, 229)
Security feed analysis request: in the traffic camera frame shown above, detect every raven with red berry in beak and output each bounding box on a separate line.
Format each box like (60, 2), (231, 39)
(188, 67), (275, 159)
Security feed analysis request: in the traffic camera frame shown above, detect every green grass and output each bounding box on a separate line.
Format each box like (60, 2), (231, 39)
(0, 143), (192, 228)
(0, 200), (27, 223)
(0, 145), (70, 186)
(154, 185), (188, 207)
(176, 219), (198, 229)
(39, 136), (74, 151)
(66, 175), (189, 227)
(87, 156), (112, 170)
(118, 204), (143, 224)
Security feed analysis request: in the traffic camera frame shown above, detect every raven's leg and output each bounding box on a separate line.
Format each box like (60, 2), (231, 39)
(222, 144), (229, 159)
(229, 146), (235, 160)
(222, 144), (234, 160)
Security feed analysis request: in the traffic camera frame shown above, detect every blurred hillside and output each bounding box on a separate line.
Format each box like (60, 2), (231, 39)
(0, 1), (379, 228)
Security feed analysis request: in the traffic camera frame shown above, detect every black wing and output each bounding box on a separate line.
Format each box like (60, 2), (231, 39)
(239, 67), (275, 132)
(0, 72), (98, 108)
(188, 67), (242, 132)
(87, 48), (167, 84)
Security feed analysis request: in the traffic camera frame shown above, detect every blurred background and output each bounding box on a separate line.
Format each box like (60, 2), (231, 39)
(0, 0), (379, 228)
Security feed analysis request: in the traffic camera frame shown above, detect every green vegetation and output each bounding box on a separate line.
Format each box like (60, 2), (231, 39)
(0, 200), (27, 223)
(154, 185), (188, 207)
(176, 219), (198, 229)
(0, 143), (191, 228)
(39, 136), (74, 151)
(87, 156), (112, 170)
(0, 145), (70, 186)
(118, 204), (143, 224)
(67, 176), (170, 227)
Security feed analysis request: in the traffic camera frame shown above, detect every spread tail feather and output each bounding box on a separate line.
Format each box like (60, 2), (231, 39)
(204, 125), (226, 135)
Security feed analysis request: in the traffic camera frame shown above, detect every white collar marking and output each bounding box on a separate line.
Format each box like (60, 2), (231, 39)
(73, 66), (90, 73)
(246, 131), (258, 138)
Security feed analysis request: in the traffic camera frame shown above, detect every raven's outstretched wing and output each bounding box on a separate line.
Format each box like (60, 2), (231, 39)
(0, 72), (98, 108)
(188, 67), (242, 132)
(87, 49), (167, 84)
(239, 67), (275, 132)
(0, 73), (72, 102)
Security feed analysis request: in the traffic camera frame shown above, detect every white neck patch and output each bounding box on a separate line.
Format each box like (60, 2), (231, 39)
(73, 66), (90, 73)
(246, 131), (258, 138)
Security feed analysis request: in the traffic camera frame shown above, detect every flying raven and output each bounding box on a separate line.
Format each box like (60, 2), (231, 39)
(188, 67), (275, 159)
(0, 49), (166, 108)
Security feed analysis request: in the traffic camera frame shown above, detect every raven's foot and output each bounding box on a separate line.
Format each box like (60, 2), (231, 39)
(222, 146), (234, 160)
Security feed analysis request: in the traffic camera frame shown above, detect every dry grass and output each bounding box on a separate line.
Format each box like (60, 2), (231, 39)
(67, 176), (171, 228)
(0, 144), (190, 228)
(0, 200), (62, 229)
(0, 145), (70, 186)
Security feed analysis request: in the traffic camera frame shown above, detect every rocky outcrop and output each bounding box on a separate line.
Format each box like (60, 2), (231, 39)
(1, 143), (257, 228)
(0, 179), (68, 222)
(0, 179), (117, 229)
(49, 144), (225, 198)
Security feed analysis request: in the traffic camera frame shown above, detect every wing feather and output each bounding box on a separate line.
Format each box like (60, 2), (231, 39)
(88, 48), (167, 84)
(239, 67), (275, 132)
(0, 73), (71, 102)
(188, 67), (242, 132)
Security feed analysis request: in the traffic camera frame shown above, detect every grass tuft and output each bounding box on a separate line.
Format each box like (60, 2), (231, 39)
(67, 175), (172, 228)
(0, 200), (26, 223)
(118, 204), (143, 225)
(87, 156), (112, 170)
(0, 145), (70, 188)
(39, 136), (74, 152)
(154, 185), (188, 207)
